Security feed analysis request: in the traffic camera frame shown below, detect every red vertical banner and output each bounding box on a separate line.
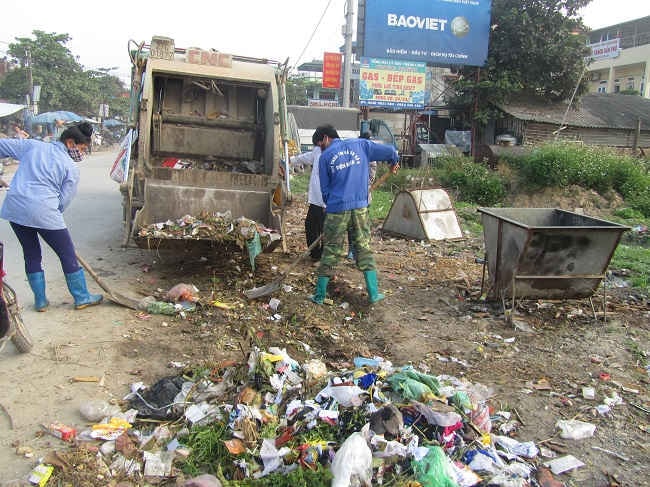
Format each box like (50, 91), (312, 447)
(322, 52), (342, 89)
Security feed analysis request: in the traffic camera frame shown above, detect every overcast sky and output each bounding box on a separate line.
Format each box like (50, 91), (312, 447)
(1, 0), (647, 85)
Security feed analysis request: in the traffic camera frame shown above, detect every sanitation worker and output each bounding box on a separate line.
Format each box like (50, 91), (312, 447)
(310, 124), (399, 304)
(0, 122), (103, 311)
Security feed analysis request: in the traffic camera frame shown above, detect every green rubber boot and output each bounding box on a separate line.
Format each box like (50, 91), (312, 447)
(364, 270), (385, 304)
(310, 276), (329, 304)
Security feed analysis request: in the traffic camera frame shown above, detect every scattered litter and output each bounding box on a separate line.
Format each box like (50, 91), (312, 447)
(544, 455), (585, 475)
(556, 419), (596, 440)
(303, 359), (328, 384)
(42, 422), (77, 442)
(330, 424), (372, 487)
(210, 299), (234, 310)
(71, 376), (100, 383)
(143, 450), (174, 477)
(28, 464), (54, 486)
(581, 386), (595, 400)
(268, 298), (280, 312)
(536, 467), (565, 487)
(183, 474), (223, 487)
(591, 445), (630, 462)
(25, 347), (576, 485)
(90, 417), (132, 441)
(79, 400), (121, 422)
(532, 378), (552, 391)
(603, 391), (624, 407)
(166, 283), (199, 302)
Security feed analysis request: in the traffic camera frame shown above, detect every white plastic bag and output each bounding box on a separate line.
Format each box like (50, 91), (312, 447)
(556, 419), (596, 440)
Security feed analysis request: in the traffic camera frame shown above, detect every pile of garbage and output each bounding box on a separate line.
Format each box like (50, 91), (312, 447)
(137, 211), (277, 245)
(137, 211), (281, 268)
(31, 347), (584, 486)
(161, 157), (266, 174)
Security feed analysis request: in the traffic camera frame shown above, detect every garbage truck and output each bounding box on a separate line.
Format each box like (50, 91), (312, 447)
(120, 36), (291, 249)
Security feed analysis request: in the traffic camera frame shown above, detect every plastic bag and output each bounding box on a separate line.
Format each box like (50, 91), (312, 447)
(79, 400), (122, 422)
(412, 446), (459, 487)
(387, 368), (441, 401)
(166, 283), (199, 302)
(331, 426), (372, 487)
(556, 419), (596, 440)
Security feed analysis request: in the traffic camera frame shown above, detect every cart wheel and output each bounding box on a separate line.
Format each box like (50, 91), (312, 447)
(2, 283), (33, 353)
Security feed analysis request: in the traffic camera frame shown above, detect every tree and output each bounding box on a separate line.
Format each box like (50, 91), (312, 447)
(286, 75), (323, 106)
(0, 30), (127, 118)
(451, 0), (592, 124)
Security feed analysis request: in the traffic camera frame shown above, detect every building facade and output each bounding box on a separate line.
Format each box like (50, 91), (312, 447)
(586, 16), (650, 98)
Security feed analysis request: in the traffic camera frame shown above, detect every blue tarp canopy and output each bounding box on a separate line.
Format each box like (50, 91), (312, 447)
(31, 111), (83, 124)
(103, 118), (125, 128)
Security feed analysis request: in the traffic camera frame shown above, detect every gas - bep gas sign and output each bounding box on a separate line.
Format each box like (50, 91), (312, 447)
(363, 0), (492, 67)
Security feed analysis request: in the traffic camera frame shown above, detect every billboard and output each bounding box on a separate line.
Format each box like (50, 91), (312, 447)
(363, 0), (492, 67)
(359, 57), (426, 109)
(322, 52), (343, 89)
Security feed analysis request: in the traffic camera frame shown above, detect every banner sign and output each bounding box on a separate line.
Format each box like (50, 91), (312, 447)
(363, 0), (492, 67)
(359, 57), (426, 109)
(322, 52), (342, 89)
(588, 38), (620, 61)
(308, 99), (340, 107)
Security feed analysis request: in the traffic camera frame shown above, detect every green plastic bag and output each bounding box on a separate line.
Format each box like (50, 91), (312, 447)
(412, 446), (459, 487)
(246, 231), (262, 271)
(387, 368), (441, 401)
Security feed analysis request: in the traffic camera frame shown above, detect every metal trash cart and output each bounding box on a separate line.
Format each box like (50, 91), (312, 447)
(478, 208), (630, 316)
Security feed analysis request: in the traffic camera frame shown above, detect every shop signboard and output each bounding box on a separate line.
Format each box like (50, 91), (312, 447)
(359, 57), (426, 109)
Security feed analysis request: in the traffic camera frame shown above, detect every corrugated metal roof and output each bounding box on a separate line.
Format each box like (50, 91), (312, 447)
(498, 93), (650, 130)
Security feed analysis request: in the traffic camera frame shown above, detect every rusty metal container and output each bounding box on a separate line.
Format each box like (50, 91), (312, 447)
(478, 208), (629, 300)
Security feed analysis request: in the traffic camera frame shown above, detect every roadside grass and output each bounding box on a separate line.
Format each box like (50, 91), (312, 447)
(290, 172), (310, 195)
(610, 244), (650, 290)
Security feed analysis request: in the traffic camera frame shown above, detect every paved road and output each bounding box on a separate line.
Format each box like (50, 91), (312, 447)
(0, 150), (147, 481)
(1, 150), (125, 298)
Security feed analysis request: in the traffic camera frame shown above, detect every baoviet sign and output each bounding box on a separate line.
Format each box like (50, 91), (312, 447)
(322, 52), (342, 89)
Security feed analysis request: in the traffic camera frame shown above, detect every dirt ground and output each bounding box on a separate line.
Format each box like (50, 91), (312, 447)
(1, 179), (649, 485)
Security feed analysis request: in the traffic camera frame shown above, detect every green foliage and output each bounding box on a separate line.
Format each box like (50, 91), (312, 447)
(226, 465), (333, 487)
(507, 143), (650, 216)
(286, 75), (325, 106)
(0, 31), (127, 118)
(451, 0), (591, 122)
(431, 156), (506, 206)
(179, 422), (233, 476)
(290, 172), (310, 195)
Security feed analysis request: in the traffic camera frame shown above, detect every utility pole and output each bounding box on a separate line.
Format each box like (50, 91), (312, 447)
(25, 47), (33, 111)
(342, 0), (355, 108)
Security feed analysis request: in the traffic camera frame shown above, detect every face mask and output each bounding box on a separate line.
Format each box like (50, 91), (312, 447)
(67, 146), (85, 162)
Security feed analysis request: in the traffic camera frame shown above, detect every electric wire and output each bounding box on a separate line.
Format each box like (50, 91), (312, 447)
(292, 0), (335, 71)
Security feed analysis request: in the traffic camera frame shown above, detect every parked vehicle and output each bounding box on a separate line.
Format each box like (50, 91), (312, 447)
(0, 242), (33, 354)
(121, 36), (290, 246)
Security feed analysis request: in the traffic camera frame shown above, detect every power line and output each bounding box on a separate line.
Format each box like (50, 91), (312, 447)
(292, 0), (335, 71)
